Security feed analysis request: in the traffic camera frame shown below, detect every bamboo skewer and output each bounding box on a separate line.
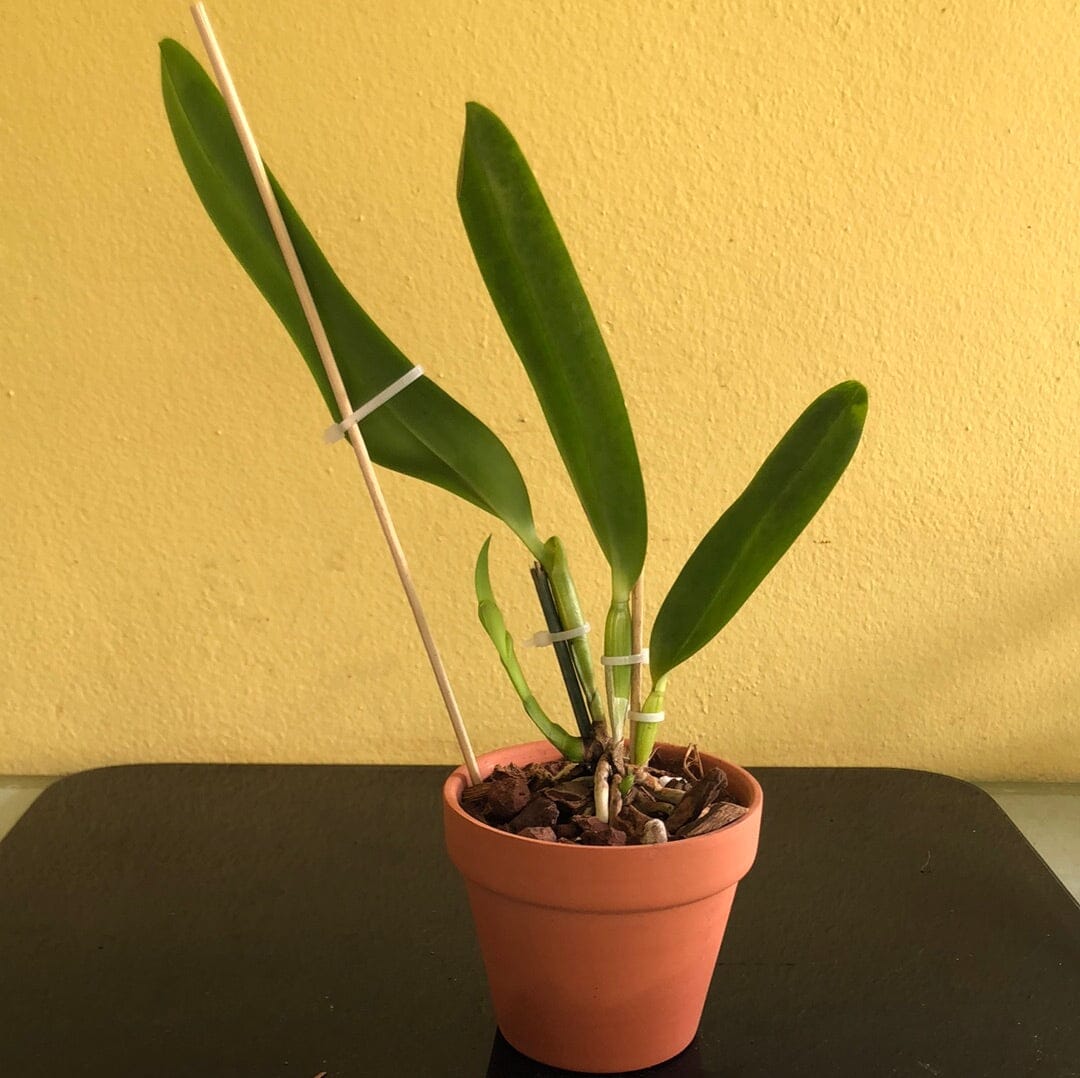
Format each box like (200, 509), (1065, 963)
(628, 573), (645, 755)
(190, 3), (481, 785)
(629, 574), (644, 715)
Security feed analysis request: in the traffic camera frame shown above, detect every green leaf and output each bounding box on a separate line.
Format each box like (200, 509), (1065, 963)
(457, 103), (646, 595)
(475, 539), (584, 761)
(650, 381), (868, 680)
(159, 40), (542, 555)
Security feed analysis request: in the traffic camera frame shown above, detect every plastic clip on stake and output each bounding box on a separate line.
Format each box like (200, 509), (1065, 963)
(628, 710), (665, 724)
(600, 649), (649, 667)
(524, 623), (591, 649)
(324, 366), (425, 443)
(602, 651), (653, 740)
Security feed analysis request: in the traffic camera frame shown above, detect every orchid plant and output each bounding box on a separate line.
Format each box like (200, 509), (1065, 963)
(160, 39), (867, 786)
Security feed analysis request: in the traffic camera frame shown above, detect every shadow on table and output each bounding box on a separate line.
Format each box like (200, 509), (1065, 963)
(486, 1030), (707, 1077)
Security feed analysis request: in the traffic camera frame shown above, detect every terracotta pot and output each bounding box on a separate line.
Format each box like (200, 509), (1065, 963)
(443, 739), (764, 1074)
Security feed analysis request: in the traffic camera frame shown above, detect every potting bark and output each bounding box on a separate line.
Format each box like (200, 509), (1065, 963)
(462, 753), (747, 845)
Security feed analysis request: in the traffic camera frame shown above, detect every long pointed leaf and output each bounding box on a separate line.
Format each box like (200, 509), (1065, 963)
(650, 381), (868, 680)
(475, 539), (584, 761)
(160, 41), (542, 554)
(457, 103), (646, 594)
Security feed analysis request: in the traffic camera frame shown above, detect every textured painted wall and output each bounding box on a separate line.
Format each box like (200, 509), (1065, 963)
(2, 2), (1078, 779)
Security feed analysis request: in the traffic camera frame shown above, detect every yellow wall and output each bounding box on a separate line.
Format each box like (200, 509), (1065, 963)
(3, 1), (1078, 780)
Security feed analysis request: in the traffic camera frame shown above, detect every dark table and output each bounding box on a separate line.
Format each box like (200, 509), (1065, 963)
(0, 765), (1076, 1077)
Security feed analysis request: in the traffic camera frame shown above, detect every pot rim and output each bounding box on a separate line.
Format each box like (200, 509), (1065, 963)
(442, 738), (763, 853)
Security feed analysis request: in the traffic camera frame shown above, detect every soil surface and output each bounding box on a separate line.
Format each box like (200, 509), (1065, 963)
(461, 745), (748, 845)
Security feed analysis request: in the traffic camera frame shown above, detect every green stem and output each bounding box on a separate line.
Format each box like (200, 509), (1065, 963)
(604, 591), (632, 743)
(483, 603), (585, 763)
(542, 536), (608, 736)
(522, 526), (547, 565)
(475, 538), (584, 762)
(522, 692), (585, 761)
(630, 676), (668, 766)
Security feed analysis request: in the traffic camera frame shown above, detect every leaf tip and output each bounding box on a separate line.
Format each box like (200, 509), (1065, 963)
(461, 101), (512, 154)
(464, 100), (495, 126)
(158, 37), (186, 66)
(836, 378), (868, 409)
(475, 535), (494, 597)
(845, 380), (869, 430)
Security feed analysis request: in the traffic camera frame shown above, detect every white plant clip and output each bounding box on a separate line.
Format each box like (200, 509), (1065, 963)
(523, 623), (591, 648)
(600, 649), (649, 667)
(323, 366), (425, 443)
(629, 710), (665, 724)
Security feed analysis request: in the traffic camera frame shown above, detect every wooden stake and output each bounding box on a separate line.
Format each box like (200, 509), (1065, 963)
(628, 573), (644, 753)
(629, 574), (644, 713)
(190, 3), (481, 784)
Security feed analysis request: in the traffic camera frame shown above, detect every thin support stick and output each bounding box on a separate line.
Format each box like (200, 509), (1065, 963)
(628, 573), (644, 753)
(190, 3), (481, 784)
(630, 574), (644, 714)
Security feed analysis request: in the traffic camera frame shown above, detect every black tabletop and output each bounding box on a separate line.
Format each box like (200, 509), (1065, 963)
(0, 764), (1076, 1077)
